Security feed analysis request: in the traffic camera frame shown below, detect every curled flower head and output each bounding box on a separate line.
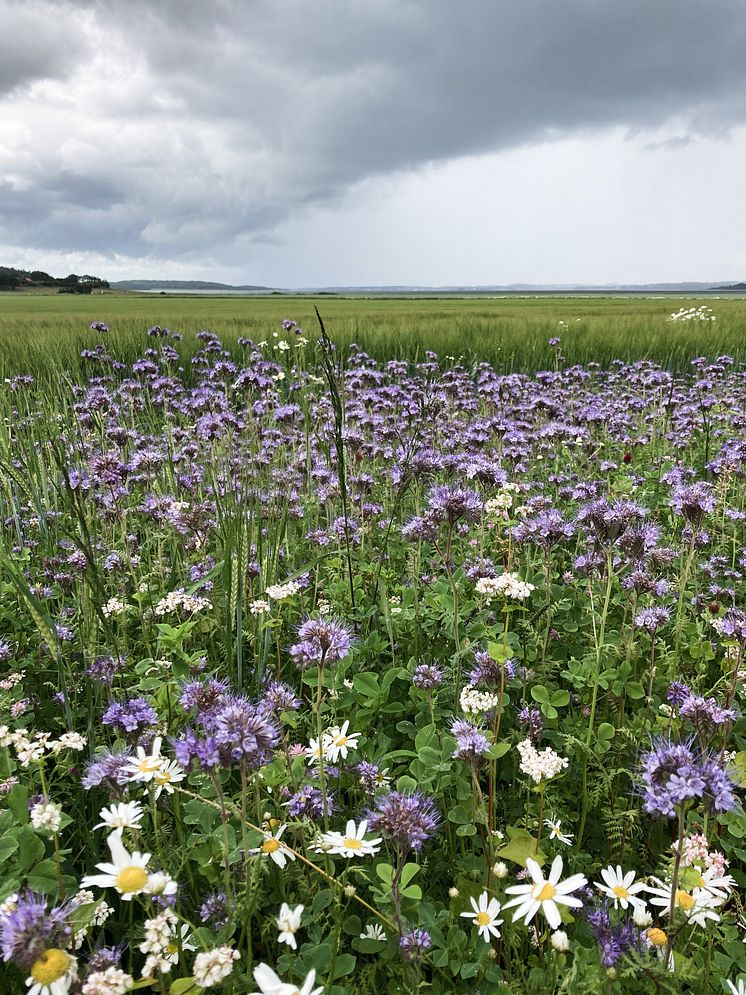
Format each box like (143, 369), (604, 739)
(367, 790), (440, 855)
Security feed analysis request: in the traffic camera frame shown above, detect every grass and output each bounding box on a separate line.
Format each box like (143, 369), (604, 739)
(0, 291), (745, 377)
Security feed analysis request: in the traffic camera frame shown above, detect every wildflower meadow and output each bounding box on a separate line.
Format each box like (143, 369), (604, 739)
(2, 312), (746, 994)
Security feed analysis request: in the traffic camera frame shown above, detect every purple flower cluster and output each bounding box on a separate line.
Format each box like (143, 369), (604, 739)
(587, 904), (639, 968)
(450, 719), (490, 763)
(289, 617), (352, 668)
(670, 482), (716, 525)
(639, 738), (737, 818)
(412, 662), (444, 690)
(679, 695), (736, 736)
(102, 697), (157, 737)
(367, 790), (440, 855)
(1, 893), (73, 969)
(82, 748), (132, 795)
(399, 928), (432, 962)
(175, 688), (279, 771)
(287, 784), (333, 820)
(468, 648), (516, 687)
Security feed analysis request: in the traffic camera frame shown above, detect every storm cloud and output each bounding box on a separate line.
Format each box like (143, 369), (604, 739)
(1, 0), (745, 278)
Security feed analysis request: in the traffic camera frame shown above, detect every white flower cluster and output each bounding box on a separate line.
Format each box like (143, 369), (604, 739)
(193, 947), (241, 987)
(101, 597), (128, 619)
(250, 599), (270, 614)
(140, 909), (183, 977)
(153, 590), (212, 616)
(81, 967), (134, 995)
(0, 727), (86, 767)
(460, 686), (500, 717)
(485, 484), (520, 516)
(475, 573), (535, 601)
(30, 800), (63, 835)
(265, 580), (301, 601)
(516, 739), (569, 783)
(669, 305), (716, 322)
(0, 671), (23, 690)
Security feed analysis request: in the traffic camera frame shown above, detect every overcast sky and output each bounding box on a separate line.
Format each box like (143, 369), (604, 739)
(1, 0), (745, 286)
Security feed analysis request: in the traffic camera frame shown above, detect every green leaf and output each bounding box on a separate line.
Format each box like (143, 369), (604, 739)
(400, 863), (420, 887)
(332, 953), (356, 979)
(0, 835), (19, 862)
(495, 827), (544, 867)
(169, 979), (203, 994)
(375, 863), (394, 886)
(530, 684), (550, 704)
(353, 672), (380, 699)
(550, 690), (570, 707)
(447, 805), (472, 825)
(7, 783), (29, 824)
(486, 742), (511, 760)
(311, 889), (334, 916)
(25, 859), (59, 893)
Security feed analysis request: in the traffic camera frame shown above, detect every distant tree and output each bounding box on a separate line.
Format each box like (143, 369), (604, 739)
(29, 270), (53, 282)
(63, 273), (80, 286)
(0, 272), (18, 291)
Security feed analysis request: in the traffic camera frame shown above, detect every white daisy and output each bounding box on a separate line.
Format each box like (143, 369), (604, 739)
(646, 878), (721, 928)
(276, 903), (304, 949)
(544, 818), (573, 846)
(80, 833), (152, 900)
(250, 964), (323, 995)
(26, 948), (77, 995)
(152, 759), (185, 798)
(503, 856), (587, 930)
(304, 736), (329, 766)
(460, 891), (503, 942)
(94, 801), (144, 834)
(250, 824), (295, 869)
(126, 737), (164, 783)
(727, 980), (746, 995)
(594, 865), (647, 911)
(317, 820), (382, 858)
(324, 721), (360, 762)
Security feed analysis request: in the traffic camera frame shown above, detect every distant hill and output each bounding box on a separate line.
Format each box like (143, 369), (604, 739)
(714, 282), (746, 291)
(110, 280), (273, 291)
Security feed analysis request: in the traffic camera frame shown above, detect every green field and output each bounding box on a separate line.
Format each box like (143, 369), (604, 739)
(0, 291), (744, 376)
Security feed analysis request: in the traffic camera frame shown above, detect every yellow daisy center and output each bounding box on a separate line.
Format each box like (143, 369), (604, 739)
(535, 882), (557, 902)
(612, 885), (630, 900)
(138, 757), (161, 773)
(335, 735), (348, 746)
(262, 838), (281, 853)
(646, 927), (667, 947)
(475, 911), (492, 926)
(697, 874), (707, 888)
(344, 837), (363, 849)
(115, 865), (148, 893)
(155, 770), (172, 784)
(166, 942), (178, 955)
(675, 889), (694, 910)
(31, 948), (70, 984)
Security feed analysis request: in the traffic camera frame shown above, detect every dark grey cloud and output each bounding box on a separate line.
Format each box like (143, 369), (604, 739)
(2, 0), (746, 263)
(0, 1), (89, 93)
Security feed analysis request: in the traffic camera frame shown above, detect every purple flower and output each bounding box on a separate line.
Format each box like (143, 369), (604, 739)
(102, 698), (158, 736)
(82, 749), (132, 794)
(289, 618), (352, 668)
(679, 695), (736, 736)
(179, 678), (229, 719)
(399, 928), (432, 962)
(639, 738), (737, 818)
(426, 484), (482, 525)
(450, 719), (490, 763)
(287, 785), (333, 820)
(367, 790), (440, 855)
(511, 509), (574, 550)
(86, 655), (125, 686)
(412, 663), (444, 690)
(469, 649), (515, 687)
(213, 698), (279, 768)
(718, 608), (746, 642)
(199, 892), (231, 928)
(666, 681), (690, 706)
(517, 705), (544, 744)
(0, 639), (13, 663)
(587, 903), (639, 967)
(257, 680), (301, 717)
(670, 482), (716, 526)
(634, 606), (671, 634)
(1, 893), (73, 969)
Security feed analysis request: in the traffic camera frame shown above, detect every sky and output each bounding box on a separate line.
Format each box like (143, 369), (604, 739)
(1, 0), (746, 287)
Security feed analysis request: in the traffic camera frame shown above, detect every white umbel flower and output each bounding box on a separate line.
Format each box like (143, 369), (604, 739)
(594, 865), (647, 911)
(516, 739), (569, 784)
(192, 947), (240, 987)
(30, 801), (63, 836)
(460, 891), (503, 942)
(503, 856), (587, 930)
(81, 966), (134, 994)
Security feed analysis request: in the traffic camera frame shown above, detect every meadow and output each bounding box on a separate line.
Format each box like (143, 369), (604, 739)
(1, 291), (746, 378)
(0, 301), (746, 994)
